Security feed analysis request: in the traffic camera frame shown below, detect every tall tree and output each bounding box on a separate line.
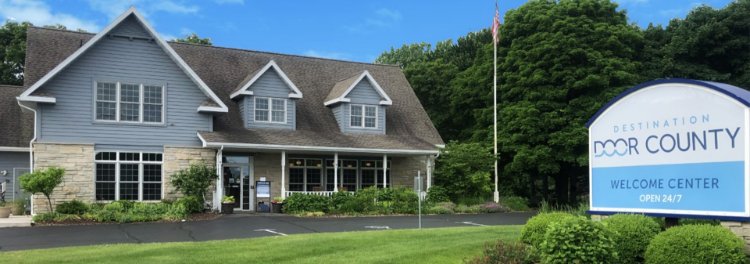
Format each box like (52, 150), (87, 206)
(175, 33), (213, 46)
(0, 21), (30, 85)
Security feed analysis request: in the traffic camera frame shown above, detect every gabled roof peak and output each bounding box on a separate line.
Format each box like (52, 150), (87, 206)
(230, 60), (303, 99)
(17, 7), (228, 113)
(324, 70), (392, 106)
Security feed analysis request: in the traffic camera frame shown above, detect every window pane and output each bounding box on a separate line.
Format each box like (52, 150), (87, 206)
(95, 152), (116, 161)
(350, 115), (362, 127)
(342, 160), (358, 168)
(272, 99), (285, 111)
(361, 170), (376, 189)
(96, 164), (116, 181)
(119, 183), (139, 200)
(143, 183), (161, 200)
(143, 153), (162, 162)
(255, 98), (269, 109)
(120, 102), (139, 121)
(289, 168), (304, 184)
(96, 182), (115, 201)
(143, 164), (161, 182)
(342, 168), (357, 191)
(120, 164), (139, 182)
(351, 105), (362, 115)
(143, 85), (162, 104)
(365, 117), (376, 128)
(326, 169), (336, 191)
(365, 106), (376, 117)
(255, 110), (269, 122)
(97, 82), (117, 101)
(143, 104), (162, 123)
(306, 159), (322, 167)
(96, 102), (117, 120)
(119, 152), (140, 161)
(289, 159), (305, 167)
(361, 160), (376, 168)
(306, 168), (322, 191)
(272, 110), (284, 122)
(120, 84), (140, 102)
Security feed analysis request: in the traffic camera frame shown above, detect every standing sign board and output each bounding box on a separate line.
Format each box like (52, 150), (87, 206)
(256, 181), (270, 198)
(588, 79), (750, 219)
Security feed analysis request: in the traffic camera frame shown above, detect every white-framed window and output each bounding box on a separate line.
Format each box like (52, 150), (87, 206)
(94, 151), (163, 201)
(95, 81), (164, 124)
(350, 104), (377, 128)
(254, 97), (286, 123)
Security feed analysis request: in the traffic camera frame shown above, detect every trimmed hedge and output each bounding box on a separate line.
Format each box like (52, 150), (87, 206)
(603, 214), (661, 264)
(56, 200), (88, 215)
(283, 187), (420, 215)
(540, 217), (617, 264)
(465, 240), (534, 264)
(645, 224), (745, 264)
(520, 212), (575, 248)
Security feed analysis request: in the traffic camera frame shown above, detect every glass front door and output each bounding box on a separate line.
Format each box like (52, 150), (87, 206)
(223, 161), (254, 211)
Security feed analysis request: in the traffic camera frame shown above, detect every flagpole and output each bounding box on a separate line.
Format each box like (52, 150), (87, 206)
(493, 1), (500, 204)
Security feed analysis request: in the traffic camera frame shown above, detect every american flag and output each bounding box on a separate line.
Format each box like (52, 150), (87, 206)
(491, 2), (500, 44)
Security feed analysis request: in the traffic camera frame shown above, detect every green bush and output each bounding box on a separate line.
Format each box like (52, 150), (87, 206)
(426, 186), (450, 203)
(328, 191), (354, 213)
(679, 218), (720, 226)
(175, 196), (203, 213)
(20, 167), (65, 212)
(479, 202), (509, 213)
(455, 204), (481, 214)
(520, 212), (575, 248)
(390, 187), (419, 214)
(645, 224), (745, 264)
(33, 212), (81, 223)
(540, 217), (617, 264)
(56, 200), (88, 215)
(464, 240), (535, 264)
(603, 214), (661, 264)
(283, 193), (329, 213)
(428, 202), (456, 214)
(11, 200), (26, 215)
(499, 196), (529, 211)
(170, 163), (217, 204)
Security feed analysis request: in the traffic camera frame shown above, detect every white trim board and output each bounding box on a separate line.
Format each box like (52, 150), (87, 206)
(0, 146), (30, 152)
(230, 60), (303, 99)
(324, 71), (393, 106)
(197, 133), (438, 155)
(17, 7), (228, 113)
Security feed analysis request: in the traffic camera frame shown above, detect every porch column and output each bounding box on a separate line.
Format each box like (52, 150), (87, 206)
(215, 147), (224, 211)
(281, 151), (287, 199)
(382, 154), (388, 188)
(426, 155), (432, 191)
(334, 153), (339, 192)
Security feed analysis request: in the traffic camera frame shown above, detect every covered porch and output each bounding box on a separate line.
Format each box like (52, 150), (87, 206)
(209, 145), (437, 212)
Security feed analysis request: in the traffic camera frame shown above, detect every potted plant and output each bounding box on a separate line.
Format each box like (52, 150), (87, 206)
(221, 196), (235, 214)
(271, 197), (284, 213)
(0, 201), (10, 218)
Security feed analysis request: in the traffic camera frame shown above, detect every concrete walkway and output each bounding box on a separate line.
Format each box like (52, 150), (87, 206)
(0, 216), (32, 228)
(0, 212), (534, 251)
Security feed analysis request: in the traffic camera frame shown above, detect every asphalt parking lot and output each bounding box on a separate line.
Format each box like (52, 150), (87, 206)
(0, 212), (535, 251)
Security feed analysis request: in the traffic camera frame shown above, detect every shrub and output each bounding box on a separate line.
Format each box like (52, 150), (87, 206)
(602, 214), (660, 264)
(33, 212), (81, 223)
(56, 200), (88, 215)
(426, 186), (450, 203)
(19, 167), (65, 212)
(175, 196), (203, 213)
(164, 203), (189, 220)
(170, 163), (217, 204)
(328, 191), (354, 214)
(679, 218), (720, 226)
(390, 187), (419, 214)
(540, 217), (617, 264)
(500, 196), (529, 211)
(479, 202), (509, 213)
(455, 204), (481, 214)
(464, 240), (534, 264)
(341, 187), (380, 214)
(520, 212), (575, 248)
(433, 142), (495, 201)
(645, 224), (745, 264)
(428, 202), (456, 214)
(283, 193), (329, 213)
(11, 200), (26, 215)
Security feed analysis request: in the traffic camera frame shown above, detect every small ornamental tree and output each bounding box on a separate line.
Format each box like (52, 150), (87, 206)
(19, 167), (65, 212)
(171, 163), (217, 204)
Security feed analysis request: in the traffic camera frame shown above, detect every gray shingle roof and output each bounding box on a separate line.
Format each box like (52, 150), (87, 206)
(0, 85), (33, 148)
(22, 27), (444, 151)
(325, 72), (362, 104)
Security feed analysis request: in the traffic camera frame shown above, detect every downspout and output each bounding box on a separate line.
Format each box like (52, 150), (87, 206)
(215, 145), (224, 212)
(17, 100), (37, 215)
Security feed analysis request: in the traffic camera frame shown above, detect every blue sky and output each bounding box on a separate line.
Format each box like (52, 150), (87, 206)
(0, 0), (734, 62)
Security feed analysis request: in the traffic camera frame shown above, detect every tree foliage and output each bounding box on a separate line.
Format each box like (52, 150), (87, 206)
(0, 21), (30, 85)
(170, 163), (217, 204)
(433, 142), (495, 201)
(175, 33), (213, 46)
(20, 167), (65, 212)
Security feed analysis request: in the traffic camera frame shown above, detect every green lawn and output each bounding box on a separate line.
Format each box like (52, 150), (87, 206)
(1, 225), (521, 264)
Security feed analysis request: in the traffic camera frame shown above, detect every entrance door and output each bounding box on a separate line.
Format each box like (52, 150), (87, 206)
(222, 159), (254, 211)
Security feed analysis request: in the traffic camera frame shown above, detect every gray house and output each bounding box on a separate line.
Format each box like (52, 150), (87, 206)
(8, 8), (443, 214)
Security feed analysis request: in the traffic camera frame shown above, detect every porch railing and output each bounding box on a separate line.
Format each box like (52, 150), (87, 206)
(285, 191), (353, 197)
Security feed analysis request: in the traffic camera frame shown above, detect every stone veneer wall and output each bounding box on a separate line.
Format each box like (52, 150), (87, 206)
(163, 147), (216, 201)
(31, 143), (216, 213)
(390, 155), (429, 188)
(253, 153), (283, 199)
(721, 221), (750, 254)
(33, 143), (95, 213)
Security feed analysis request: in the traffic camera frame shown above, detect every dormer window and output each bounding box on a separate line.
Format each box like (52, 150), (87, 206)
(255, 97), (286, 123)
(350, 104), (377, 128)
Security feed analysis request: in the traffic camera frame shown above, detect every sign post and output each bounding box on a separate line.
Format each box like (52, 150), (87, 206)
(415, 171), (423, 229)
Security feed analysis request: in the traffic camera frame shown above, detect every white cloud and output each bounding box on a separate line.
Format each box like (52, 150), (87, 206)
(345, 8), (403, 34)
(303, 50), (352, 61)
(214, 0), (244, 4)
(86, 0), (199, 19)
(0, 0), (100, 31)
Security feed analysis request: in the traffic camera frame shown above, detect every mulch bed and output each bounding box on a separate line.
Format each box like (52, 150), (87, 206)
(33, 212), (222, 226)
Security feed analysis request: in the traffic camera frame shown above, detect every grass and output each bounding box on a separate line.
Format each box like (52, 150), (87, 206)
(1, 225), (521, 264)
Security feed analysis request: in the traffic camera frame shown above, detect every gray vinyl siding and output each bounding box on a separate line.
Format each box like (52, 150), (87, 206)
(111, 17), (150, 38)
(243, 69), (297, 130)
(94, 144), (164, 152)
(332, 103), (385, 134)
(331, 79), (386, 134)
(0, 151), (30, 201)
(36, 15), (211, 147)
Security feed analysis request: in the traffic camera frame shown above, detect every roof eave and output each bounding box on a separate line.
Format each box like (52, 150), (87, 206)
(17, 96), (56, 103)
